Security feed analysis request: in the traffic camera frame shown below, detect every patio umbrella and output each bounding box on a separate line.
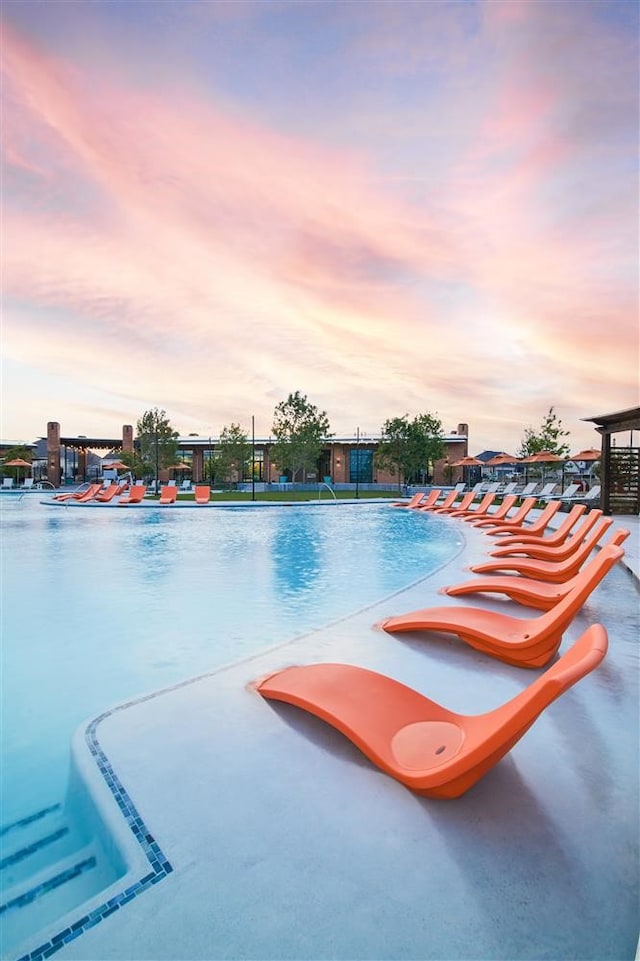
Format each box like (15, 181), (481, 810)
(103, 460), (129, 471)
(3, 457), (32, 485)
(451, 455), (484, 487)
(569, 448), (601, 462)
(520, 451), (565, 486)
(484, 453), (519, 467)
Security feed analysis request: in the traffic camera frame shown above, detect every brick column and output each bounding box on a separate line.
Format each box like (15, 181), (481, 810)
(122, 425), (133, 452)
(47, 422), (61, 486)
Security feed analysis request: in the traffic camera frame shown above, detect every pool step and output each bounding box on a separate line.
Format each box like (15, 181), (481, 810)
(1, 805), (82, 889)
(1, 807), (120, 958)
(0, 840), (118, 954)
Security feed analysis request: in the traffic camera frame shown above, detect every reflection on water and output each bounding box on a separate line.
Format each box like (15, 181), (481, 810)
(1, 500), (459, 824)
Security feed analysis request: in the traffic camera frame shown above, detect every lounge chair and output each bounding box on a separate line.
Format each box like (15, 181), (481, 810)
(470, 517), (614, 583)
(494, 504), (587, 547)
(53, 483), (102, 502)
(536, 482), (560, 501)
(432, 490), (477, 514)
(94, 484), (120, 503)
(442, 532), (629, 610)
(2, 477), (14, 489)
(449, 492), (498, 520)
(420, 489), (459, 513)
(466, 494), (518, 527)
(194, 485), (210, 505)
(575, 485), (601, 507)
(180, 479), (193, 492)
(497, 481), (519, 496)
(556, 484), (581, 502)
(475, 496), (538, 532)
(19, 478), (35, 490)
(377, 540), (622, 667)
(413, 490), (442, 510)
(158, 486), (178, 505)
(517, 482), (539, 497)
(391, 492), (427, 509)
(488, 500), (562, 537)
(487, 510), (604, 561)
(167, 479), (177, 487)
(255, 624), (608, 798)
(117, 485), (147, 505)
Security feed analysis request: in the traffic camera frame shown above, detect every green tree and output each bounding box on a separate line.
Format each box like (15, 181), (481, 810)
(215, 423), (251, 488)
(375, 413), (445, 489)
(271, 391), (332, 483)
(120, 408), (179, 485)
(517, 406), (571, 458)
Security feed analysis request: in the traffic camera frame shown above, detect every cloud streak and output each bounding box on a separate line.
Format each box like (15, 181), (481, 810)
(1, 1), (637, 451)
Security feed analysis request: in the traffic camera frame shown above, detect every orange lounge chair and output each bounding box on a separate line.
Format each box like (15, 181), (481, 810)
(432, 490), (476, 514)
(117, 485), (147, 505)
(420, 489), (458, 513)
(391, 492), (427, 508)
(488, 500), (562, 537)
(466, 494), (518, 527)
(194, 485), (210, 505)
(377, 542), (622, 667)
(449, 492), (498, 520)
(488, 510), (604, 561)
(53, 483), (102, 503)
(413, 489), (443, 510)
(255, 624), (608, 798)
(442, 532), (629, 610)
(93, 484), (120, 502)
(470, 518), (614, 583)
(476, 496), (538, 532)
(158, 486), (178, 505)
(494, 503), (587, 548)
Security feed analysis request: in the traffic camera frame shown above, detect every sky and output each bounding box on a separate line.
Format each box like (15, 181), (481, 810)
(1, 0), (638, 455)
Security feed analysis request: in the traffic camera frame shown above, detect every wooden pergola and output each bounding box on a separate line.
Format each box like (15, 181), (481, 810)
(583, 406), (640, 515)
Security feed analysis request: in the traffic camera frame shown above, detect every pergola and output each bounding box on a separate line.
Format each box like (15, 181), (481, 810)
(583, 406), (640, 515)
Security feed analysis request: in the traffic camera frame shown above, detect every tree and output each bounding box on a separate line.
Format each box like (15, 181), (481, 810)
(271, 391), (332, 483)
(517, 407), (571, 458)
(375, 413), (445, 489)
(120, 408), (179, 484)
(215, 423), (251, 488)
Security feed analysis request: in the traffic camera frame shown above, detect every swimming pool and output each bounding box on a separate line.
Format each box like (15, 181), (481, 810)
(1, 498), (460, 829)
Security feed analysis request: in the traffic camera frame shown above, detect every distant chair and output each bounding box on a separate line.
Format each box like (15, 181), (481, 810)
(575, 485), (601, 507)
(556, 483), (581, 502)
(117, 485), (147, 505)
(19, 478), (35, 490)
(180, 479), (193, 492)
(158, 486), (178, 505)
(194, 485), (211, 505)
(537, 482), (560, 501)
(517, 482), (539, 497)
(167, 479), (177, 488)
(2, 477), (14, 489)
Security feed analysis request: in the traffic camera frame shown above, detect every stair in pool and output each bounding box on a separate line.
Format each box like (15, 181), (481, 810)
(1, 803), (120, 956)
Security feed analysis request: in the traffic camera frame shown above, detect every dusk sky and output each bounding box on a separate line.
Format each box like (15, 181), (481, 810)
(2, 0), (638, 454)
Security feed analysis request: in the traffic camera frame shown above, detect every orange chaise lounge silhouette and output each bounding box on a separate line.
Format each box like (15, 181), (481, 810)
(442, 532), (629, 610)
(255, 624), (608, 799)
(377, 540), (624, 667)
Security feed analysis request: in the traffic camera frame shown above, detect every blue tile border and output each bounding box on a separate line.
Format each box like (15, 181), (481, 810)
(12, 683), (184, 961)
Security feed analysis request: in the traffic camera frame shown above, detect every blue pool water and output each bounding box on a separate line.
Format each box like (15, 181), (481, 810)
(1, 498), (461, 827)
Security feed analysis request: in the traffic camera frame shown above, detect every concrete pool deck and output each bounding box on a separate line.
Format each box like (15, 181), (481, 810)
(19, 507), (640, 961)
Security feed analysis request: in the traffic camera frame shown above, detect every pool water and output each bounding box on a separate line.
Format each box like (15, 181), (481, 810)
(1, 499), (460, 827)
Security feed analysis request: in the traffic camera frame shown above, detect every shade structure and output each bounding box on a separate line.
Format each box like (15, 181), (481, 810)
(569, 448), (601, 462)
(484, 453), (519, 467)
(520, 451), (566, 464)
(452, 455), (484, 467)
(103, 460), (128, 471)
